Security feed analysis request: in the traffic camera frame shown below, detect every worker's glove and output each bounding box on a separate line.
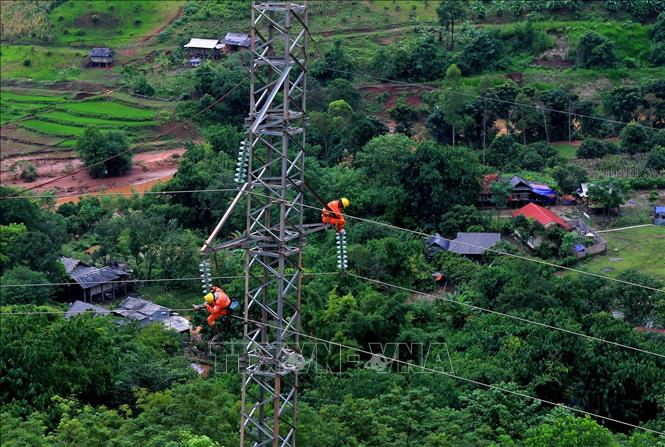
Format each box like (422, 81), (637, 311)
(193, 304), (206, 311)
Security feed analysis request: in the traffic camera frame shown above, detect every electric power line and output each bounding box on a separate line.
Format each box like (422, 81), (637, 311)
(1, 301), (661, 433)
(222, 313), (665, 436)
(3, 184), (660, 294)
(246, 190), (665, 294)
(347, 273), (665, 359)
(0, 271), (339, 289)
(305, 30), (663, 132)
(0, 188), (240, 201)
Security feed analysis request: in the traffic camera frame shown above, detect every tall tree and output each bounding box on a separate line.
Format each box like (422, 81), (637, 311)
(510, 92), (542, 144)
(437, 0), (468, 50)
(441, 64), (466, 147)
(490, 179), (512, 221)
(75, 128), (132, 178)
(311, 40), (355, 83)
(389, 102), (418, 135)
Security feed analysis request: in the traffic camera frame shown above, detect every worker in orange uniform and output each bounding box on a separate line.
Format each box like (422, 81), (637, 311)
(195, 286), (231, 327)
(322, 197), (349, 233)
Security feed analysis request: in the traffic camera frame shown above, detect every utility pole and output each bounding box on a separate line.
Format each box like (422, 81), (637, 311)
(202, 2), (316, 446)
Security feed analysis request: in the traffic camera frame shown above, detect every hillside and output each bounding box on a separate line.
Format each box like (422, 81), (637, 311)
(1, 1), (665, 446)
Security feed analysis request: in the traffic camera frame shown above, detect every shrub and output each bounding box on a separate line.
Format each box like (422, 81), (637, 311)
(577, 139), (605, 158)
(651, 129), (665, 147)
(623, 57), (638, 68)
(22, 59), (31, 67)
(132, 75), (155, 97)
(517, 148), (545, 171)
(0, 267), (53, 305)
(459, 29), (501, 74)
(576, 31), (615, 68)
(19, 162), (38, 182)
(648, 146), (665, 171)
(620, 122), (651, 154)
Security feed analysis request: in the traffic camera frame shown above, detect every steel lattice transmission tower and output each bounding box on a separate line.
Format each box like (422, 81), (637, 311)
(203, 2), (317, 446)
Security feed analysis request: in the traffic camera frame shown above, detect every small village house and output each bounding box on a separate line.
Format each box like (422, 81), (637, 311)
(222, 32), (251, 51)
(511, 203), (571, 249)
(183, 38), (224, 59)
(89, 47), (115, 67)
(60, 256), (132, 303)
(512, 203), (571, 230)
(447, 232), (502, 260)
(64, 301), (111, 319)
(113, 296), (191, 333)
(654, 206), (665, 226)
(65, 295), (191, 334)
(479, 174), (558, 207)
(426, 232), (501, 261)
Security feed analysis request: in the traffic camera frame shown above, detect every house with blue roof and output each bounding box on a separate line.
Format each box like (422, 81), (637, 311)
(223, 32), (251, 51)
(655, 206), (665, 226)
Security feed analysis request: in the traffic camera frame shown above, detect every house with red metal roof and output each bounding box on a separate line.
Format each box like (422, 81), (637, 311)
(512, 203), (571, 230)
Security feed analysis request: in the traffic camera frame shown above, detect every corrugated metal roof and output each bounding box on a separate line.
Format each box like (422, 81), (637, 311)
(223, 32), (251, 47)
(115, 296), (191, 333)
(448, 232), (501, 255)
(60, 256), (81, 275)
(72, 267), (120, 290)
(90, 47), (114, 57)
(512, 203), (571, 230)
(163, 315), (191, 333)
(426, 234), (450, 250)
(65, 300), (111, 319)
(511, 175), (531, 188)
(184, 38), (220, 49)
(655, 206), (665, 213)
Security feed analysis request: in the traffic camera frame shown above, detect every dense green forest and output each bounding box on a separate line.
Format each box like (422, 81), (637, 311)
(2, 1), (665, 446)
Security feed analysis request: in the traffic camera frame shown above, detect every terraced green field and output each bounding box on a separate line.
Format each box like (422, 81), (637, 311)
(20, 119), (87, 137)
(2, 89), (164, 155)
(1, 91), (65, 103)
(41, 111), (158, 127)
(61, 101), (155, 120)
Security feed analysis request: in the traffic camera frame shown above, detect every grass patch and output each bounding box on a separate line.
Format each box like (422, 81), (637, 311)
(57, 139), (77, 148)
(40, 111), (157, 127)
(551, 142), (578, 160)
(50, 0), (185, 45)
(581, 226), (665, 281)
(20, 119), (86, 137)
(538, 19), (652, 62)
(60, 101), (155, 120)
(1, 91), (66, 103)
(0, 44), (84, 80)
